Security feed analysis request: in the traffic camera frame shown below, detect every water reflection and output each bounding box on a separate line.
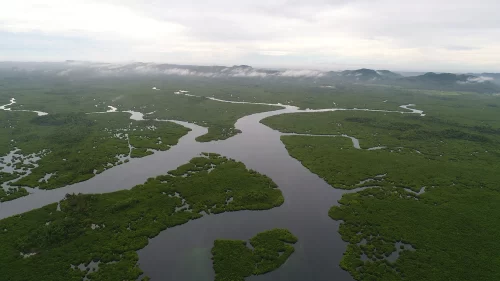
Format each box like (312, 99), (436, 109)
(0, 95), (425, 281)
(138, 108), (356, 281)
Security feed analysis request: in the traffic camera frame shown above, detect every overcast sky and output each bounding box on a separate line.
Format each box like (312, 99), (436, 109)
(1, 0), (499, 72)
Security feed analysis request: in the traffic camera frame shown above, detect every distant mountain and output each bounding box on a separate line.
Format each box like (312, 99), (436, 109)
(478, 73), (500, 85)
(339, 68), (402, 81)
(396, 72), (500, 93)
(404, 72), (474, 83)
(0, 62), (312, 78)
(404, 72), (500, 84)
(332, 69), (500, 93)
(341, 69), (378, 81)
(396, 71), (427, 77)
(0, 61), (498, 93)
(376, 70), (404, 79)
(481, 73), (500, 78)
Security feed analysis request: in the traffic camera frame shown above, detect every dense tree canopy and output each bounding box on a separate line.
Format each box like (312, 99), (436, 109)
(212, 229), (297, 281)
(262, 95), (500, 281)
(0, 154), (284, 281)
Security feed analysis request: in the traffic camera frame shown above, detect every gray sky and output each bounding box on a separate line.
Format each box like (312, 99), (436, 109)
(1, 0), (499, 72)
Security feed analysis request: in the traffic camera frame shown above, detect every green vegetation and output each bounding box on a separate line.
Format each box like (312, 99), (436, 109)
(4, 71), (499, 143)
(188, 79), (500, 112)
(0, 186), (29, 202)
(0, 171), (29, 201)
(139, 95), (274, 142)
(212, 229), (297, 281)
(277, 135), (499, 191)
(0, 154), (284, 281)
(263, 107), (500, 151)
(130, 148), (154, 158)
(0, 172), (19, 186)
(263, 101), (500, 190)
(0, 111), (189, 195)
(262, 96), (500, 280)
(329, 187), (500, 281)
(0, 77), (276, 142)
(3, 68), (500, 280)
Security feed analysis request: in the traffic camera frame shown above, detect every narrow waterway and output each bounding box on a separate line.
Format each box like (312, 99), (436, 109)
(137, 107), (357, 281)
(0, 98), (48, 116)
(0, 95), (425, 281)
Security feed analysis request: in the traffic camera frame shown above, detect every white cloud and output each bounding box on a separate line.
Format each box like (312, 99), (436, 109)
(0, 0), (185, 40)
(0, 0), (499, 72)
(467, 76), (494, 83)
(280, 69), (324, 77)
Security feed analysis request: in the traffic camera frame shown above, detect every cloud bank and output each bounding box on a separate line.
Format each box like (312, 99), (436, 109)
(0, 0), (499, 72)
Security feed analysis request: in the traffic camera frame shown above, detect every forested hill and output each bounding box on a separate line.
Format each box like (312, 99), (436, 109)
(2, 62), (499, 93)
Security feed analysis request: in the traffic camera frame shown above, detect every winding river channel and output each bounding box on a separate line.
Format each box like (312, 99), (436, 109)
(0, 95), (424, 281)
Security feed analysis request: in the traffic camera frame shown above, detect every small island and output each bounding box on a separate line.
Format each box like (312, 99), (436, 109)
(0, 154), (284, 281)
(212, 228), (298, 281)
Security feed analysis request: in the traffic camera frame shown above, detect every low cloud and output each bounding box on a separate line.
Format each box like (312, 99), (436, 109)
(279, 69), (325, 77)
(467, 76), (494, 83)
(1, 1), (500, 71)
(56, 69), (73, 76)
(457, 76), (495, 84)
(11, 61), (332, 78)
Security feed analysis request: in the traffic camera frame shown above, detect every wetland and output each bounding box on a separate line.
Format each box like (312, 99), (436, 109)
(1, 70), (499, 281)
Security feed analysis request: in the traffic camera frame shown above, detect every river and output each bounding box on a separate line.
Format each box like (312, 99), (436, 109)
(0, 95), (424, 281)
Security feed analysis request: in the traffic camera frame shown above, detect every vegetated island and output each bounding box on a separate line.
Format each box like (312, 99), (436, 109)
(261, 96), (500, 281)
(0, 111), (190, 201)
(0, 153), (284, 281)
(212, 228), (297, 281)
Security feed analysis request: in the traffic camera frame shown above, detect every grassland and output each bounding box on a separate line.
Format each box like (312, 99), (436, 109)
(0, 154), (284, 281)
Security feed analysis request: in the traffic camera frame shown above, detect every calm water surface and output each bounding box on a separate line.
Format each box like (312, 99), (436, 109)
(138, 108), (355, 281)
(0, 98), (423, 281)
